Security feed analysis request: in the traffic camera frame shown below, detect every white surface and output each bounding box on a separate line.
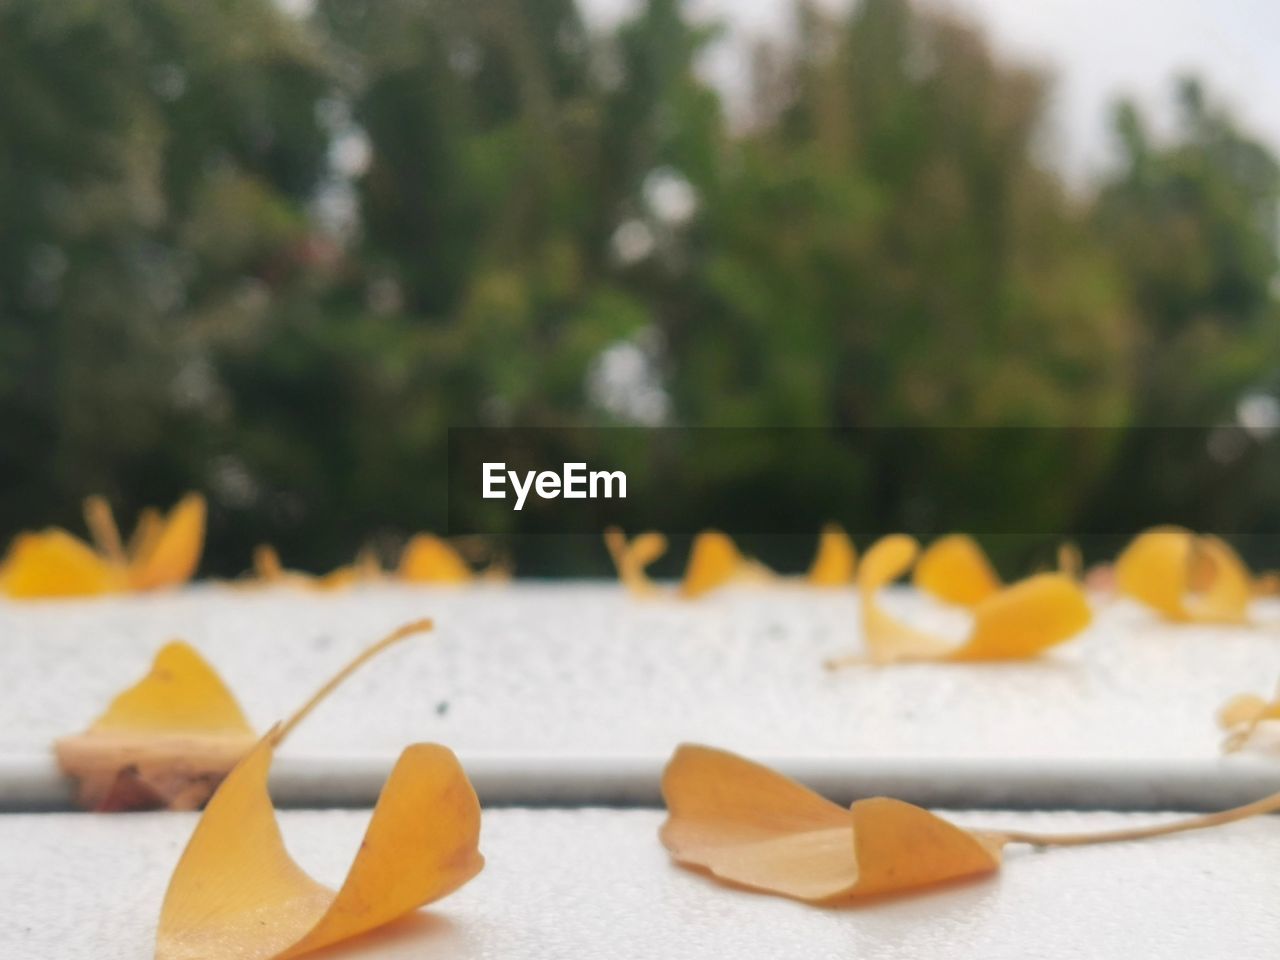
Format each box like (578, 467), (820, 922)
(2, 806), (1277, 958)
(4, 582), (1280, 757)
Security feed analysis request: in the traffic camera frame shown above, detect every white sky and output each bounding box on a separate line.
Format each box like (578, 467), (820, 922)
(583, 0), (1280, 183)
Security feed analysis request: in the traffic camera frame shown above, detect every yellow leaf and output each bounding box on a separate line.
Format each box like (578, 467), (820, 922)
(913, 534), (1001, 606)
(253, 545), (381, 591)
(127, 494), (206, 591)
(830, 534), (1091, 665)
(1115, 527), (1251, 623)
(1218, 679), (1280, 752)
(0, 529), (121, 599)
(398, 534), (472, 583)
(604, 527), (669, 596)
(155, 735), (483, 960)
(659, 744), (1003, 903)
(681, 531), (771, 598)
(662, 746), (1280, 906)
(807, 524), (857, 586)
(55, 642), (256, 811)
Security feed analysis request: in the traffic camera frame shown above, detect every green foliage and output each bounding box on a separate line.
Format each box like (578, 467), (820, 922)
(0, 0), (1278, 575)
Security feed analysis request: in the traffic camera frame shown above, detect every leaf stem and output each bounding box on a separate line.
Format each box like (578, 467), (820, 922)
(83, 495), (126, 566)
(271, 618), (433, 746)
(995, 789), (1280, 848)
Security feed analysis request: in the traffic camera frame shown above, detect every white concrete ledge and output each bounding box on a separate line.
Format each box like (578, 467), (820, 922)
(3, 807), (1277, 958)
(6, 751), (1280, 812)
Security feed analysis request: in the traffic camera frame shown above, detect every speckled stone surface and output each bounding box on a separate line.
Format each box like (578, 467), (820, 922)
(2, 807), (1276, 958)
(4, 582), (1280, 763)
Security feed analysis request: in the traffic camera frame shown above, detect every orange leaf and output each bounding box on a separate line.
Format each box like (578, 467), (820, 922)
(681, 531), (772, 598)
(253, 545), (381, 590)
(0, 529), (121, 599)
(604, 527), (669, 596)
(831, 534), (1091, 665)
(399, 534), (473, 583)
(1219, 679), (1280, 752)
(55, 642), (256, 810)
(155, 734), (483, 960)
(1115, 527), (1251, 623)
(127, 493), (206, 591)
(913, 534), (1001, 606)
(660, 744), (1003, 903)
(807, 524), (857, 586)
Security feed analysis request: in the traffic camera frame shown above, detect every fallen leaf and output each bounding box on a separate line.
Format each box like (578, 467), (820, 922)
(604, 527), (669, 596)
(661, 744), (1280, 906)
(0, 494), (205, 599)
(808, 525), (857, 586)
(1219, 679), (1280, 752)
(681, 531), (771, 598)
(1114, 527), (1251, 623)
(660, 744), (1003, 903)
(56, 620), (433, 812)
(155, 703), (480, 959)
(122, 494), (207, 591)
(0, 530), (121, 599)
(399, 534), (473, 584)
(912, 534), (1001, 606)
(828, 534), (1091, 665)
(253, 545), (382, 590)
(56, 642), (256, 811)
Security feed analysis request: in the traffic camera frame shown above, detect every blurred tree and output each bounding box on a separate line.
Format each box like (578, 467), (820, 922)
(0, 0), (331, 567)
(2, 0), (1279, 575)
(1083, 79), (1280, 538)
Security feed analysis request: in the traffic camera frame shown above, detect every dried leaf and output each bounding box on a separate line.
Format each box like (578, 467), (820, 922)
(1115, 527), (1251, 623)
(253, 545), (382, 590)
(126, 493), (206, 591)
(399, 534), (473, 583)
(807, 525), (857, 586)
(1219, 680), (1280, 752)
(0, 530), (121, 598)
(0, 493), (204, 599)
(913, 534), (1001, 606)
(152, 619), (477, 959)
(659, 744), (1003, 903)
(155, 736), (482, 960)
(661, 744), (1280, 907)
(55, 642), (257, 811)
(681, 531), (772, 598)
(604, 527), (669, 596)
(830, 534), (1091, 665)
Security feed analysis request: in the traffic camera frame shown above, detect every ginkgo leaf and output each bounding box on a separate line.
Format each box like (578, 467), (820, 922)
(154, 618), (478, 960)
(155, 734), (482, 960)
(660, 744), (1003, 903)
(0, 530), (121, 599)
(1115, 527), (1252, 623)
(86, 492), (207, 591)
(808, 525), (857, 586)
(56, 641), (257, 811)
(681, 531), (772, 598)
(912, 534), (1001, 606)
(398, 534), (473, 583)
(253, 545), (382, 590)
(661, 744), (1280, 906)
(1219, 679), (1280, 752)
(605, 527), (669, 596)
(1, 493), (205, 599)
(126, 494), (207, 591)
(828, 534), (1091, 666)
